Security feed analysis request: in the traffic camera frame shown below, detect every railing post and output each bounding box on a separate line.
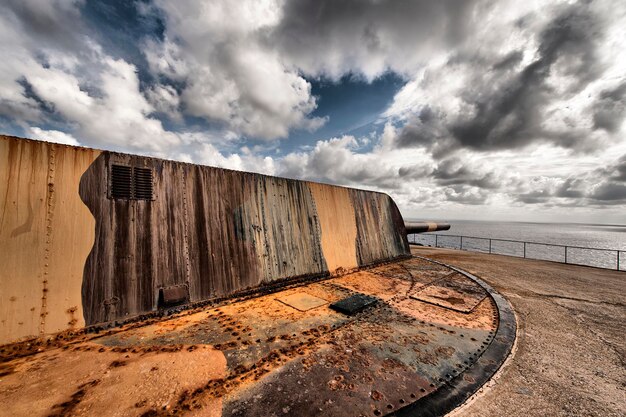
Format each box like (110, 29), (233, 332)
(435, 234), (438, 248)
(489, 239), (492, 254)
(523, 242), (526, 258)
(460, 236), (463, 250)
(618, 250), (620, 271)
(564, 246), (568, 264)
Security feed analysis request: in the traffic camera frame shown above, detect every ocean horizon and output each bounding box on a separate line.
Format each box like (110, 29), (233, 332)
(407, 219), (626, 270)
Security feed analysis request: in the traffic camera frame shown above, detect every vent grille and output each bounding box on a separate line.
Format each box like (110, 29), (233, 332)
(110, 164), (153, 200)
(111, 165), (133, 199)
(134, 167), (153, 200)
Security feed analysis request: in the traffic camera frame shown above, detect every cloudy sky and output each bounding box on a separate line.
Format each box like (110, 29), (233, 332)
(2, 0), (625, 224)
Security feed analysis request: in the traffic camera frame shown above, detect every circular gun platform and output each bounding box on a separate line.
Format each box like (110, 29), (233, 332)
(0, 256), (516, 417)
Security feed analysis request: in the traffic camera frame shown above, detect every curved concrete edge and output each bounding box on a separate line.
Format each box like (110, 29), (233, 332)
(391, 256), (518, 417)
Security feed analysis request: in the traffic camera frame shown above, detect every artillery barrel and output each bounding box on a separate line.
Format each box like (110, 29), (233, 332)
(404, 222), (450, 234)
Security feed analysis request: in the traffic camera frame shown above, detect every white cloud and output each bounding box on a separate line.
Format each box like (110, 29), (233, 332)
(178, 143), (276, 176)
(27, 126), (79, 146)
(145, 84), (182, 122)
(143, 0), (326, 140)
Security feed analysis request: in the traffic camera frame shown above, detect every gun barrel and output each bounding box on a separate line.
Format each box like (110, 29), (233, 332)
(404, 222), (450, 234)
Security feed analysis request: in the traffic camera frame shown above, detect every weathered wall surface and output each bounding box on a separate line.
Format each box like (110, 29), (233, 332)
(308, 183), (358, 274)
(1, 135), (409, 342)
(0, 136), (99, 344)
(80, 155), (328, 324)
(351, 189), (409, 266)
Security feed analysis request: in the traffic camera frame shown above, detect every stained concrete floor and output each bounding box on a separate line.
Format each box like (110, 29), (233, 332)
(412, 246), (626, 417)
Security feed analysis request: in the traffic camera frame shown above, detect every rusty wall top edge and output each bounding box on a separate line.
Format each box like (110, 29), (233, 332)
(0, 134), (394, 199)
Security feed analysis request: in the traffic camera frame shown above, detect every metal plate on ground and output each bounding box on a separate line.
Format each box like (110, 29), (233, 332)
(329, 293), (378, 315)
(373, 258), (455, 287)
(277, 292), (328, 311)
(409, 273), (488, 313)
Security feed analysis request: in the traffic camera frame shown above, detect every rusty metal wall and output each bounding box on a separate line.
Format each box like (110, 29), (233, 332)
(351, 188), (409, 266)
(0, 135), (410, 341)
(0, 136), (101, 344)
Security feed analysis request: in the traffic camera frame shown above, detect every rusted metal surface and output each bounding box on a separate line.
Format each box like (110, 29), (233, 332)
(277, 292), (329, 311)
(0, 136), (100, 344)
(159, 285), (190, 307)
(0, 256), (515, 417)
(409, 273), (487, 313)
(0, 135), (411, 344)
(79, 152), (411, 327)
(351, 188), (409, 266)
(329, 293), (378, 315)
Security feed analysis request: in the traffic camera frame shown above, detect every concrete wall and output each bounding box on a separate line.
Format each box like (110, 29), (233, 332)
(0, 135), (409, 344)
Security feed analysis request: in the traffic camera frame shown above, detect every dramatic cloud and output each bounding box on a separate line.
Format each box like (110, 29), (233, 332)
(269, 0), (483, 80)
(386, 0), (625, 156)
(593, 82), (626, 133)
(0, 0), (624, 223)
(0, 0), (180, 154)
(432, 158), (500, 190)
(278, 135), (405, 189)
(143, 0), (326, 140)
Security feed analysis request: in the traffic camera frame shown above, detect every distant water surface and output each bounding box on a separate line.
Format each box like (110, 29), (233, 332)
(407, 220), (626, 270)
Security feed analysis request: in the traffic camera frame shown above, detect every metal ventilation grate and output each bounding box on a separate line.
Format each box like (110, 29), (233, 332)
(133, 167), (153, 200)
(111, 164), (133, 199)
(110, 164), (153, 200)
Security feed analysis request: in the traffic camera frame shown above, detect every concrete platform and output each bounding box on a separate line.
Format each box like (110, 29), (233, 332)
(412, 246), (625, 417)
(0, 256), (514, 417)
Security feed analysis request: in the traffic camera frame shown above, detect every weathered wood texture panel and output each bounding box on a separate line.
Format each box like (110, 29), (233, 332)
(0, 136), (99, 344)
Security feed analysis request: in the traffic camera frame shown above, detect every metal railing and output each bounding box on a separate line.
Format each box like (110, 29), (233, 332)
(409, 233), (625, 271)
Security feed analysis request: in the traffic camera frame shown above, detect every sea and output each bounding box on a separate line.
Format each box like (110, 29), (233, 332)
(406, 220), (626, 271)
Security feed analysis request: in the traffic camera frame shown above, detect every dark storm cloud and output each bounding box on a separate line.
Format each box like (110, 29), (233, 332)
(394, 106), (452, 156)
(587, 154), (626, 202)
(511, 154), (626, 206)
(590, 182), (626, 201)
(453, 2), (602, 147)
(432, 158), (500, 189)
(554, 178), (585, 198)
(613, 155), (626, 181)
(515, 177), (585, 205)
(593, 82), (626, 133)
(515, 190), (553, 205)
(491, 51), (524, 71)
(395, 2), (609, 154)
(3, 0), (85, 47)
(269, 0), (486, 78)
(397, 165), (433, 180)
(2, 0), (88, 52)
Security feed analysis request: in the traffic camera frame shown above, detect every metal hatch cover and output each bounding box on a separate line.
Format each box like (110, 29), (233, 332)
(409, 272), (488, 313)
(276, 292), (329, 311)
(329, 293), (379, 315)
